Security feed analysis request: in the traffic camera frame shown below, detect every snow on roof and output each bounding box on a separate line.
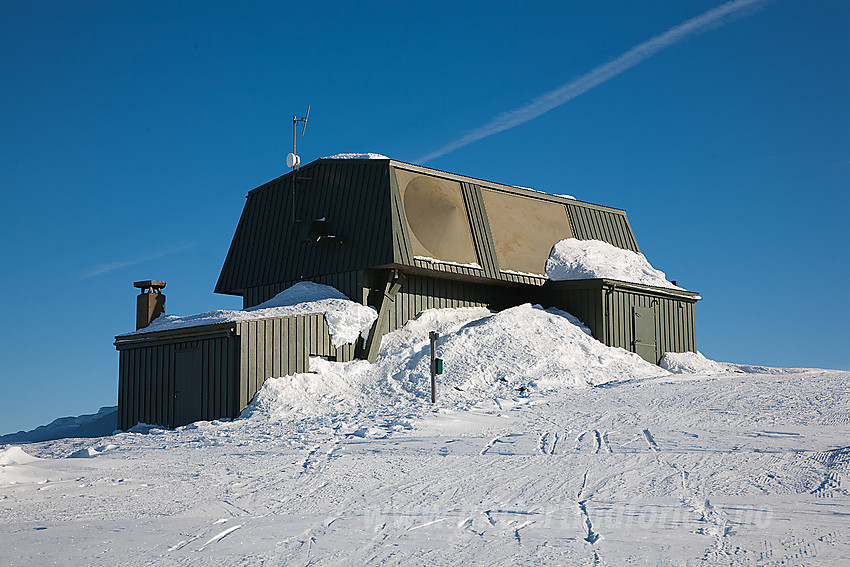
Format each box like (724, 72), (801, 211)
(123, 282), (377, 347)
(546, 238), (685, 291)
(512, 185), (576, 200)
(322, 153), (389, 160)
(414, 256), (482, 270)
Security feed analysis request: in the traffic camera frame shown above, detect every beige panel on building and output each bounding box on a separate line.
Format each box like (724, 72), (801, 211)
(481, 188), (574, 275)
(395, 169), (478, 265)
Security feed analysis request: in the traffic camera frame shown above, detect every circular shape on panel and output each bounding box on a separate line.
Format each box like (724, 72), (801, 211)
(403, 175), (467, 260)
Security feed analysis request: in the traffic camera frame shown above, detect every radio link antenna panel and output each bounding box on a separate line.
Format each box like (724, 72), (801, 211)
(288, 104), (310, 170)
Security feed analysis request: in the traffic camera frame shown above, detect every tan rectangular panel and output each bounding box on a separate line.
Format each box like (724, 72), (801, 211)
(481, 188), (574, 275)
(394, 168), (478, 265)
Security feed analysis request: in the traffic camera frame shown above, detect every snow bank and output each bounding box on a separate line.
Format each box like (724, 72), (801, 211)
(126, 282), (377, 348)
(0, 447), (45, 485)
(720, 362), (811, 375)
(546, 239), (684, 290)
(67, 444), (118, 459)
(0, 406), (117, 444)
(382, 304), (667, 400)
(0, 446), (37, 466)
(322, 153), (389, 160)
(243, 305), (668, 427)
(240, 310), (492, 426)
(659, 351), (728, 374)
(244, 358), (375, 423)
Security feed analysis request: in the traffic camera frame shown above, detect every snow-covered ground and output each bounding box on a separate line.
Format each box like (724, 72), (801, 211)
(2, 303), (848, 566)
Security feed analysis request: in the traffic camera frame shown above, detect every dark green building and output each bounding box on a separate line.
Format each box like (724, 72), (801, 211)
(116, 157), (699, 429)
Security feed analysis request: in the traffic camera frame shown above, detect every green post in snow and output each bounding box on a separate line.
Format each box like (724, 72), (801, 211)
(429, 331), (439, 403)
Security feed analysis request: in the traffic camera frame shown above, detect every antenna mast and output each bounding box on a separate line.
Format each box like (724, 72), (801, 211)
(288, 105), (310, 223)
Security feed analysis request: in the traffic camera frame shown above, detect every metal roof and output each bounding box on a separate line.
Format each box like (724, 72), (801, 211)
(215, 158), (644, 296)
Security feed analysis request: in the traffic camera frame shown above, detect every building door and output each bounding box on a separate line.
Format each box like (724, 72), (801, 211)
(174, 348), (202, 427)
(633, 306), (658, 364)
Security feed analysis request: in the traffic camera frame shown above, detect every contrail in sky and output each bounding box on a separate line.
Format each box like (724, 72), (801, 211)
(82, 243), (198, 278)
(416, 0), (767, 163)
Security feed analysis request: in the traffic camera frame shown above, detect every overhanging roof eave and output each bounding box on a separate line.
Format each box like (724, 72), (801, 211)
(114, 321), (238, 347)
(547, 277), (700, 299)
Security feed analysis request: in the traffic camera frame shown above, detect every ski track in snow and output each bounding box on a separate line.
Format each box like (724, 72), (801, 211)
(577, 470), (601, 545)
(537, 431), (560, 455)
(197, 524), (243, 552)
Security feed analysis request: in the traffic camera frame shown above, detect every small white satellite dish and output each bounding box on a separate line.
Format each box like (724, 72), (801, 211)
(286, 153), (300, 168)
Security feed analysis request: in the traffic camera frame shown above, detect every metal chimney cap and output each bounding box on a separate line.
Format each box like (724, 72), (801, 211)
(134, 280), (166, 291)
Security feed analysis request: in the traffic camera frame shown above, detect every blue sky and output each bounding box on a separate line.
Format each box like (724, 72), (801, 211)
(2, 1), (848, 435)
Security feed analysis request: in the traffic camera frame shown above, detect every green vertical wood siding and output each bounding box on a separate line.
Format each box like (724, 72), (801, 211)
(236, 313), (356, 410)
(116, 332), (235, 430)
(566, 202), (640, 252)
(409, 258), (489, 279)
(537, 282), (605, 342)
(216, 160), (394, 296)
(384, 275), (493, 334)
(537, 280), (696, 360)
(498, 271), (549, 286)
(115, 312), (356, 430)
(602, 285), (696, 362)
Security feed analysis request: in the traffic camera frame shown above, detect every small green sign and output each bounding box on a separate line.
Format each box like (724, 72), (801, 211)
(435, 358), (443, 374)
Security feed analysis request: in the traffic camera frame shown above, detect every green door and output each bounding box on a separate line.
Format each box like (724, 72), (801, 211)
(633, 306), (658, 364)
(174, 348), (202, 427)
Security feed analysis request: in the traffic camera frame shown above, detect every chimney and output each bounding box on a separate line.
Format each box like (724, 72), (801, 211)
(134, 280), (166, 330)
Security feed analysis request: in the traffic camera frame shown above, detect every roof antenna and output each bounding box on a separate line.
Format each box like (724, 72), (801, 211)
(287, 105), (310, 170)
(288, 105), (310, 223)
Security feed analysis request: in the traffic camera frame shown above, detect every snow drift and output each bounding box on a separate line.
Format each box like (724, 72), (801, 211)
(377, 304), (667, 401)
(546, 238), (684, 290)
(125, 282), (377, 348)
(0, 446), (37, 466)
(0, 446), (45, 486)
(660, 351), (729, 374)
(244, 304), (669, 426)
